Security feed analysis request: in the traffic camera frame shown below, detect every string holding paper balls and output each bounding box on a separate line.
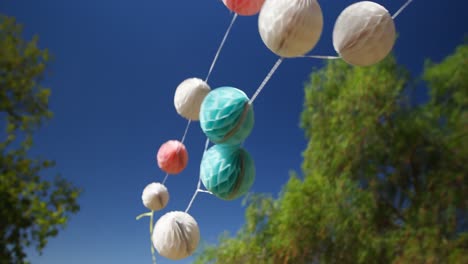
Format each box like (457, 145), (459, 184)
(137, 1), (417, 263)
(152, 211), (200, 260)
(157, 140), (189, 174)
(258, 0), (324, 58)
(200, 87), (254, 146)
(333, 1), (396, 66)
(200, 144), (255, 200)
(141, 182), (169, 211)
(174, 78), (211, 121)
(222, 0), (265, 16)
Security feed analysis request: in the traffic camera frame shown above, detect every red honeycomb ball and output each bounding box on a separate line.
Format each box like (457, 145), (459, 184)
(222, 0), (265, 16)
(157, 140), (188, 174)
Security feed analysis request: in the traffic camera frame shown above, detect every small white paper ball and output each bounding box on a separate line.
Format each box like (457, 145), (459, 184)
(258, 0), (323, 58)
(174, 78), (211, 121)
(152, 211), (200, 260)
(333, 1), (396, 66)
(141, 183), (169, 211)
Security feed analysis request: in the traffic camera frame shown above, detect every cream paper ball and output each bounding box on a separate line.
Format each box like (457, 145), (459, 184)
(141, 182), (169, 211)
(152, 211), (200, 260)
(333, 1), (396, 66)
(174, 78), (211, 120)
(258, 0), (323, 58)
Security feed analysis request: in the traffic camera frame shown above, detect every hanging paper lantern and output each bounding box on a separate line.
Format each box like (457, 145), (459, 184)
(200, 144), (255, 200)
(333, 1), (396, 66)
(157, 140), (188, 174)
(174, 78), (211, 121)
(152, 211), (200, 260)
(258, 0), (323, 58)
(141, 182), (169, 211)
(222, 0), (265, 16)
(200, 87), (254, 146)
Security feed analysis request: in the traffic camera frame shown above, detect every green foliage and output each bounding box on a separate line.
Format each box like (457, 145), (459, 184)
(194, 44), (468, 263)
(0, 15), (81, 263)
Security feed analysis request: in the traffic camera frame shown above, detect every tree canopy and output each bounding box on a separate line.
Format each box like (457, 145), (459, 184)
(0, 15), (81, 263)
(194, 43), (468, 263)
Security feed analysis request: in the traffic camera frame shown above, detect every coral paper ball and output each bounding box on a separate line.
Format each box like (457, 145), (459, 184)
(152, 211), (200, 260)
(200, 87), (254, 146)
(174, 78), (211, 121)
(200, 144), (255, 200)
(157, 140), (188, 174)
(333, 1), (396, 66)
(258, 0), (323, 57)
(222, 0), (265, 16)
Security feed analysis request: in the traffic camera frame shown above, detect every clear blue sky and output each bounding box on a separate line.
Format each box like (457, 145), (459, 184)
(1, 0), (466, 263)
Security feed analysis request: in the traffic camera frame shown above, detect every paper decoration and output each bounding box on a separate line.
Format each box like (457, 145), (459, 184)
(200, 144), (255, 200)
(200, 87), (254, 146)
(222, 0), (265, 16)
(174, 78), (211, 121)
(141, 182), (169, 211)
(157, 140), (189, 174)
(258, 0), (323, 57)
(333, 1), (396, 66)
(152, 211), (200, 260)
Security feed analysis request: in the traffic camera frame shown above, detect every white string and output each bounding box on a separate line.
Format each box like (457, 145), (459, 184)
(185, 181), (201, 213)
(160, 13), (237, 186)
(198, 189), (213, 194)
(180, 120), (192, 145)
(185, 138), (211, 213)
(249, 58), (284, 105)
(392, 0), (414, 19)
(162, 173), (169, 185)
(205, 13), (238, 83)
(161, 12), (238, 186)
(161, 119), (191, 185)
(182, 13), (239, 211)
(298, 55), (341, 60)
(159, 12), (238, 213)
(183, 58), (285, 213)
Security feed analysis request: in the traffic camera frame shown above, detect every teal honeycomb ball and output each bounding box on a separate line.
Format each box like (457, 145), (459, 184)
(200, 144), (255, 200)
(199, 87), (254, 146)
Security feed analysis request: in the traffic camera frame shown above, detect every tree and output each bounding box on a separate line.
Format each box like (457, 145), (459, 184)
(194, 43), (468, 263)
(0, 15), (81, 263)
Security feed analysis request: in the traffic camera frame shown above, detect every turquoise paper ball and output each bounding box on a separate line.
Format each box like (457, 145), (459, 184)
(199, 87), (254, 146)
(200, 144), (255, 200)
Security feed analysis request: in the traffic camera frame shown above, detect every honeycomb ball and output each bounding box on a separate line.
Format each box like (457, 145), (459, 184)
(333, 1), (396, 66)
(222, 0), (266, 16)
(200, 87), (254, 146)
(152, 211), (200, 260)
(200, 144), (255, 200)
(156, 140), (188, 174)
(141, 182), (169, 211)
(174, 78), (211, 121)
(258, 0), (323, 58)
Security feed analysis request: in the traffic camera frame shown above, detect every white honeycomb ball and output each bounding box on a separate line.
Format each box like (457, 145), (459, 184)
(152, 211), (200, 260)
(174, 78), (211, 120)
(141, 182), (169, 211)
(258, 0), (323, 58)
(333, 1), (396, 66)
